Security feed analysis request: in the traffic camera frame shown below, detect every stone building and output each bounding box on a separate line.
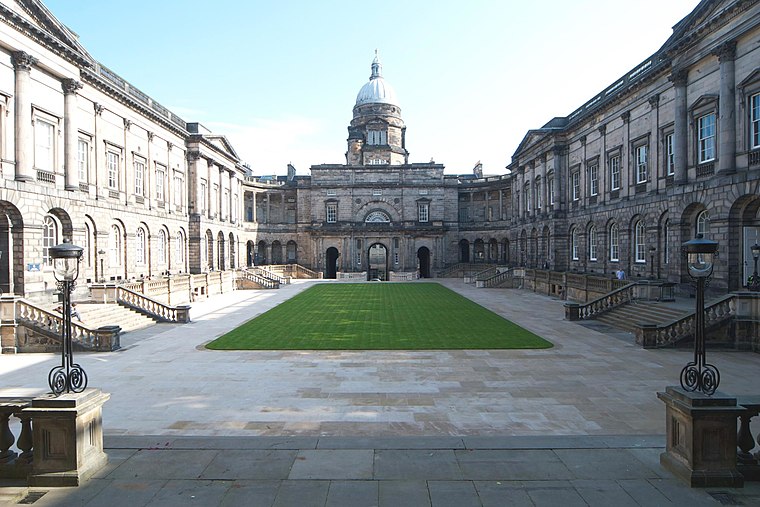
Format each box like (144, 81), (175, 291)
(0, 0), (758, 301)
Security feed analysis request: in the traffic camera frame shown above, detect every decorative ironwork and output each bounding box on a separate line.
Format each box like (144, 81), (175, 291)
(679, 235), (720, 395)
(48, 278), (88, 395)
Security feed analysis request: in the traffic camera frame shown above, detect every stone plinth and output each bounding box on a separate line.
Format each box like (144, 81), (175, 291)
(657, 386), (744, 487)
(23, 389), (110, 486)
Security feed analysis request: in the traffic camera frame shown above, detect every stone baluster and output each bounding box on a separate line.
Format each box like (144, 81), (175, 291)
(0, 409), (16, 462)
(15, 412), (33, 464)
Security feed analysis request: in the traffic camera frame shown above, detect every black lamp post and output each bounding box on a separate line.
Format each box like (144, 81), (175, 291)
(649, 246), (656, 279)
(48, 239), (87, 396)
(749, 243), (760, 292)
(680, 234), (719, 395)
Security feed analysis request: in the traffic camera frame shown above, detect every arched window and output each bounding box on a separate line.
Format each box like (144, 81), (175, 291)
(571, 227), (579, 260)
(634, 221), (646, 262)
(110, 225), (121, 266)
(610, 224), (619, 262)
(696, 210), (710, 237)
(42, 215), (57, 266)
(136, 228), (146, 265)
(157, 229), (167, 265)
(365, 211), (390, 223)
(588, 225), (597, 261)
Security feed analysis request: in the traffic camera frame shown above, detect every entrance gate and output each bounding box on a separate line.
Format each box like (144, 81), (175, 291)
(368, 243), (388, 280)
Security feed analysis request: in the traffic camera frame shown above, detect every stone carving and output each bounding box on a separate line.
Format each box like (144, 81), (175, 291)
(620, 111), (630, 123)
(648, 93), (660, 108)
(123, 119), (132, 130)
(11, 51), (37, 71)
(670, 69), (689, 87)
(713, 40), (737, 62)
(93, 103), (104, 116)
(365, 211), (391, 223)
(61, 78), (82, 95)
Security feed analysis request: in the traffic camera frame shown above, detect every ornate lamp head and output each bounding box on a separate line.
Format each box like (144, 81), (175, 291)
(682, 234), (718, 279)
(49, 239), (83, 282)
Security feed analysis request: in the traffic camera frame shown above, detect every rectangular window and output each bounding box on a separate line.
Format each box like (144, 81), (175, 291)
(525, 186), (531, 211)
(751, 93), (760, 149)
(34, 119), (55, 172)
(589, 164), (599, 196)
(367, 130), (387, 145)
(548, 178), (554, 205)
(134, 159), (145, 196)
(372, 188), (382, 196)
(535, 183), (542, 210)
(200, 180), (207, 212)
(223, 189), (229, 220)
(572, 172), (580, 201)
(107, 151), (119, 189)
(232, 194), (238, 222)
(698, 112), (716, 162)
(665, 133), (675, 176)
(77, 139), (89, 182)
(326, 189), (337, 196)
(173, 172), (183, 209)
(155, 165), (165, 201)
(212, 184), (219, 217)
(418, 203), (429, 222)
(610, 229), (619, 261)
(635, 145), (648, 183)
(326, 203), (337, 223)
(609, 155), (621, 190)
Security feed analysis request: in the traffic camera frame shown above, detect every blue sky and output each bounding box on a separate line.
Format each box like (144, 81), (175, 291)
(46, 0), (699, 175)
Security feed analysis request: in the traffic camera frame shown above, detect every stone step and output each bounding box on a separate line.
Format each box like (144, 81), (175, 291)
(594, 302), (690, 333)
(74, 303), (158, 333)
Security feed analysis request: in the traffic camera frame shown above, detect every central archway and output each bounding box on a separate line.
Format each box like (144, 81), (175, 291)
(368, 243), (388, 281)
(417, 246), (431, 278)
(325, 247), (339, 279)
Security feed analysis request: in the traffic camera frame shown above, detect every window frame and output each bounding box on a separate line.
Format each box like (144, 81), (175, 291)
(751, 92), (760, 150)
(609, 153), (621, 191)
(588, 163), (599, 196)
(155, 164), (166, 202)
(134, 157), (145, 196)
(698, 112), (716, 163)
(635, 144), (648, 184)
(609, 223), (619, 262)
(665, 132), (675, 176)
(106, 150), (120, 190)
(42, 215), (57, 266)
(571, 171), (580, 201)
(634, 220), (646, 263)
(418, 202), (429, 223)
(326, 202), (337, 223)
(77, 137), (89, 183)
(33, 114), (56, 173)
(571, 227), (579, 261)
(588, 225), (597, 261)
(696, 210), (710, 237)
(135, 227), (146, 265)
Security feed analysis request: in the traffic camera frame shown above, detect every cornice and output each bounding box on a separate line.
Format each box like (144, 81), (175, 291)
(0, 4), (92, 68)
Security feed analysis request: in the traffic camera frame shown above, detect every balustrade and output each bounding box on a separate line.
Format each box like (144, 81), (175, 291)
(116, 287), (190, 323)
(0, 399), (33, 480)
(737, 397), (760, 481)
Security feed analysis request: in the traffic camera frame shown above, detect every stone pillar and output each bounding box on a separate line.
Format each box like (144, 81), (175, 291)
(715, 41), (736, 174)
(62, 79), (82, 191)
(25, 389), (110, 486)
(0, 294), (20, 354)
(498, 189), (503, 220)
(252, 192), (257, 222)
(12, 51), (37, 182)
(657, 386), (744, 487)
(671, 70), (689, 184)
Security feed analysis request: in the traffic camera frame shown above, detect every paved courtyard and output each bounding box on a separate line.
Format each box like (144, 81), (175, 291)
(2, 281), (759, 505)
(1, 279), (759, 436)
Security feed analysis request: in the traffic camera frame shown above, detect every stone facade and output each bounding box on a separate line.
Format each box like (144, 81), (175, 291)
(0, 0), (758, 302)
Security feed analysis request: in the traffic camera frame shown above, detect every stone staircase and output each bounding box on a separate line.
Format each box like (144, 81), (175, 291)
(593, 301), (689, 334)
(74, 303), (159, 333)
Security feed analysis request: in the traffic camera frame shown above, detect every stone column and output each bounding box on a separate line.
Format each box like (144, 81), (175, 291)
(715, 41), (736, 174)
(252, 192), (257, 222)
(12, 51), (37, 182)
(62, 79), (82, 191)
(552, 146), (565, 210)
(498, 189), (503, 220)
(648, 94), (660, 191)
(671, 70), (689, 184)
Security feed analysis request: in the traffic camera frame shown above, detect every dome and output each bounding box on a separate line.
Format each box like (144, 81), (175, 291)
(355, 52), (399, 107)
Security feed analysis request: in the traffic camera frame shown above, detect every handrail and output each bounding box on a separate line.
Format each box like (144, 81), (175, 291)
(638, 294), (736, 348)
(239, 269), (280, 289)
(565, 282), (636, 321)
(248, 267), (287, 284)
(14, 298), (121, 351)
(116, 286), (190, 323)
(438, 263), (466, 278)
(291, 264), (321, 279)
(475, 266), (498, 281)
(479, 268), (515, 288)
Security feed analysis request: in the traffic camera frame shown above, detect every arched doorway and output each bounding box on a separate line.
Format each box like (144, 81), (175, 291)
(0, 201), (24, 294)
(368, 243), (388, 280)
(417, 246), (431, 278)
(257, 240), (267, 265)
(325, 247), (339, 279)
(459, 239), (470, 262)
(286, 241), (297, 264)
(271, 240), (283, 264)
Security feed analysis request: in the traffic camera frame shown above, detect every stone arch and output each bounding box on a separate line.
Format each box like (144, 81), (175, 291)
(257, 240), (267, 265)
(246, 240), (255, 267)
(48, 207), (73, 241)
(473, 238), (485, 262)
(0, 201), (25, 294)
(728, 194), (760, 291)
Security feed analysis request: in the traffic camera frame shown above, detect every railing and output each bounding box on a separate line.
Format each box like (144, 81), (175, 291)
(238, 269), (280, 289)
(337, 271), (366, 280)
(438, 263), (467, 278)
(116, 286), (190, 323)
(248, 267), (288, 284)
(0, 399), (33, 480)
(636, 294), (736, 348)
(13, 298), (121, 351)
(286, 264), (322, 279)
(389, 271), (420, 281)
(564, 283), (636, 321)
(478, 268), (516, 288)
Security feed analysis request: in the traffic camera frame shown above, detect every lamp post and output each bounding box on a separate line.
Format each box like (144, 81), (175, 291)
(48, 239), (87, 396)
(749, 243), (760, 292)
(680, 234), (719, 395)
(649, 246), (656, 279)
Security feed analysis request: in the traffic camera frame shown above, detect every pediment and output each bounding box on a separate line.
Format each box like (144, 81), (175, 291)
(689, 93), (719, 111)
(738, 67), (760, 89)
(513, 130), (551, 157)
(660, 0), (741, 53)
(205, 135), (240, 161)
(9, 0), (95, 64)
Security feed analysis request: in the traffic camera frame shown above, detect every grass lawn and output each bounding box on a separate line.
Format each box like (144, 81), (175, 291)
(206, 283), (553, 351)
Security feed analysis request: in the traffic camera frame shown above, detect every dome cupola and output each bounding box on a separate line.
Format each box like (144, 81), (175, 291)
(355, 51), (399, 107)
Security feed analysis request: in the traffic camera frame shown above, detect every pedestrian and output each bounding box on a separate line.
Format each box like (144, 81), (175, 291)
(70, 303), (82, 322)
(616, 268), (626, 280)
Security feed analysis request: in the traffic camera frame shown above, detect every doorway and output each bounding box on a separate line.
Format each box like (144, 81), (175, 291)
(368, 243), (388, 280)
(325, 247), (339, 279)
(417, 246), (431, 278)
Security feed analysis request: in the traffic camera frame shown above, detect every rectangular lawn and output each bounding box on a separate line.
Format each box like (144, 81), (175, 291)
(207, 283), (552, 350)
